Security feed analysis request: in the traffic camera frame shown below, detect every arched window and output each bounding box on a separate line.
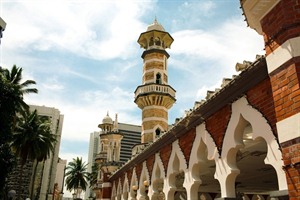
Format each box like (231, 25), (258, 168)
(156, 73), (162, 84)
(149, 37), (154, 46)
(155, 37), (161, 46)
(155, 128), (161, 138)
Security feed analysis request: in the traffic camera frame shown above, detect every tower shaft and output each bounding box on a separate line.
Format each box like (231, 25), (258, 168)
(135, 20), (176, 143)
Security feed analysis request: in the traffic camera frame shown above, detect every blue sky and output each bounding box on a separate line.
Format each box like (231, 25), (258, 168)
(0, 0), (264, 195)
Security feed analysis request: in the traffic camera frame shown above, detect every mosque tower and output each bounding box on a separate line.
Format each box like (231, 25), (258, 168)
(94, 112), (123, 200)
(135, 19), (176, 143)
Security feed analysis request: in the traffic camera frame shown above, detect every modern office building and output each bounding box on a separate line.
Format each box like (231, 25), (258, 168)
(29, 105), (64, 200)
(54, 158), (67, 199)
(85, 131), (100, 199)
(118, 123), (141, 163)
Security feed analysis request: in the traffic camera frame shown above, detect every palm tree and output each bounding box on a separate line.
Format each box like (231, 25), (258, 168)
(11, 109), (56, 200)
(65, 157), (89, 199)
(0, 65), (37, 198)
(0, 65), (37, 116)
(88, 163), (99, 188)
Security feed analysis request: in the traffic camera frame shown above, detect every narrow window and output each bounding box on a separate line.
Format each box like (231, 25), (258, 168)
(149, 37), (154, 46)
(155, 128), (161, 138)
(156, 73), (162, 84)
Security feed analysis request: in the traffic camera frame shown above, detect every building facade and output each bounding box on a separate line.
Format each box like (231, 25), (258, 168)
(87, 114), (141, 199)
(6, 105), (64, 200)
(29, 105), (64, 200)
(86, 131), (100, 199)
(94, 1), (300, 199)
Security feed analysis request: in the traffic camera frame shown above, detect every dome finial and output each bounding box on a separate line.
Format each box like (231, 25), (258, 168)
(146, 17), (165, 32)
(154, 16), (158, 24)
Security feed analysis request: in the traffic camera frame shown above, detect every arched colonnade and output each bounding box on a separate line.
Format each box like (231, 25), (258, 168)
(111, 97), (287, 200)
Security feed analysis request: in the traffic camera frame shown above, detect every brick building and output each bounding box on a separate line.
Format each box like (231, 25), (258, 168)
(93, 1), (300, 199)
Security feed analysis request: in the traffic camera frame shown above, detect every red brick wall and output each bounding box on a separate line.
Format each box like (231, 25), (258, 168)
(102, 186), (112, 198)
(160, 143), (172, 176)
(178, 128), (196, 168)
(247, 78), (277, 136)
(261, 0), (300, 55)
(146, 154), (155, 182)
(269, 58), (300, 122)
(127, 170), (132, 187)
(205, 105), (231, 152)
(281, 138), (300, 199)
(136, 163), (143, 182)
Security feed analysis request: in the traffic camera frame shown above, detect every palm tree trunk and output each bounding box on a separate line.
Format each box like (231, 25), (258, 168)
(34, 160), (46, 200)
(30, 160), (39, 199)
(17, 162), (24, 200)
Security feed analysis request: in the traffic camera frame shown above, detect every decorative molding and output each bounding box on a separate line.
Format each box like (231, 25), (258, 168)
(241, 0), (280, 34)
(277, 113), (300, 144)
(266, 36), (300, 73)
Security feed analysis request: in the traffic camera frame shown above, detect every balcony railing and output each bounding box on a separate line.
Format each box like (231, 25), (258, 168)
(135, 83), (176, 99)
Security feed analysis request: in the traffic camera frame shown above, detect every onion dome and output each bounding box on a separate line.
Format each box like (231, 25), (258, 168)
(146, 18), (165, 32)
(102, 112), (113, 124)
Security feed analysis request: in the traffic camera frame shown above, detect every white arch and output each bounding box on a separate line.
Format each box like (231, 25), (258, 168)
(138, 162), (150, 199)
(117, 178), (122, 200)
(166, 140), (188, 200)
(218, 96), (287, 197)
(123, 173), (129, 200)
(150, 153), (165, 199)
(112, 182), (117, 200)
(187, 123), (219, 200)
(130, 168), (138, 200)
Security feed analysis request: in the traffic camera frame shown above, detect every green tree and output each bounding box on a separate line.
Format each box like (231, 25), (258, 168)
(11, 109), (56, 200)
(65, 157), (89, 198)
(88, 163), (99, 188)
(0, 65), (37, 116)
(0, 65), (37, 199)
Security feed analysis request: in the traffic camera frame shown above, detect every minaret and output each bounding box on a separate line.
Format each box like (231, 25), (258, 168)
(135, 19), (176, 143)
(94, 112), (123, 200)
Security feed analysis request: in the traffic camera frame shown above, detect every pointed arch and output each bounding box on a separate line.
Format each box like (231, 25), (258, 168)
(123, 173), (129, 200)
(117, 178), (122, 200)
(130, 168), (138, 199)
(166, 140), (187, 200)
(221, 96), (287, 192)
(138, 161), (151, 198)
(150, 153), (165, 199)
(112, 182), (117, 200)
(187, 123), (219, 200)
(167, 140), (187, 177)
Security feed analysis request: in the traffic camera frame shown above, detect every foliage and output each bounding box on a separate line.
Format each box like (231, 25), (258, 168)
(11, 109), (56, 199)
(0, 65), (37, 199)
(11, 110), (56, 165)
(65, 157), (89, 191)
(88, 163), (99, 188)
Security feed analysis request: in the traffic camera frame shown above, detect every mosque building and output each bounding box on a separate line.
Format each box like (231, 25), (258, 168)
(93, 0), (300, 199)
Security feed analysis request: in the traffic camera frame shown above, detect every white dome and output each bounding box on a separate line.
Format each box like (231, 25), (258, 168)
(102, 113), (113, 124)
(146, 18), (165, 32)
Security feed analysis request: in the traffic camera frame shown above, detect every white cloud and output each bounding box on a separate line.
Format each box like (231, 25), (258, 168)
(2, 1), (153, 60)
(24, 86), (140, 142)
(171, 18), (264, 66)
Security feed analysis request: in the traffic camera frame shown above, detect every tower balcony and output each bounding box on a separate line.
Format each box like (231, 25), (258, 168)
(95, 151), (107, 164)
(134, 83), (176, 109)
